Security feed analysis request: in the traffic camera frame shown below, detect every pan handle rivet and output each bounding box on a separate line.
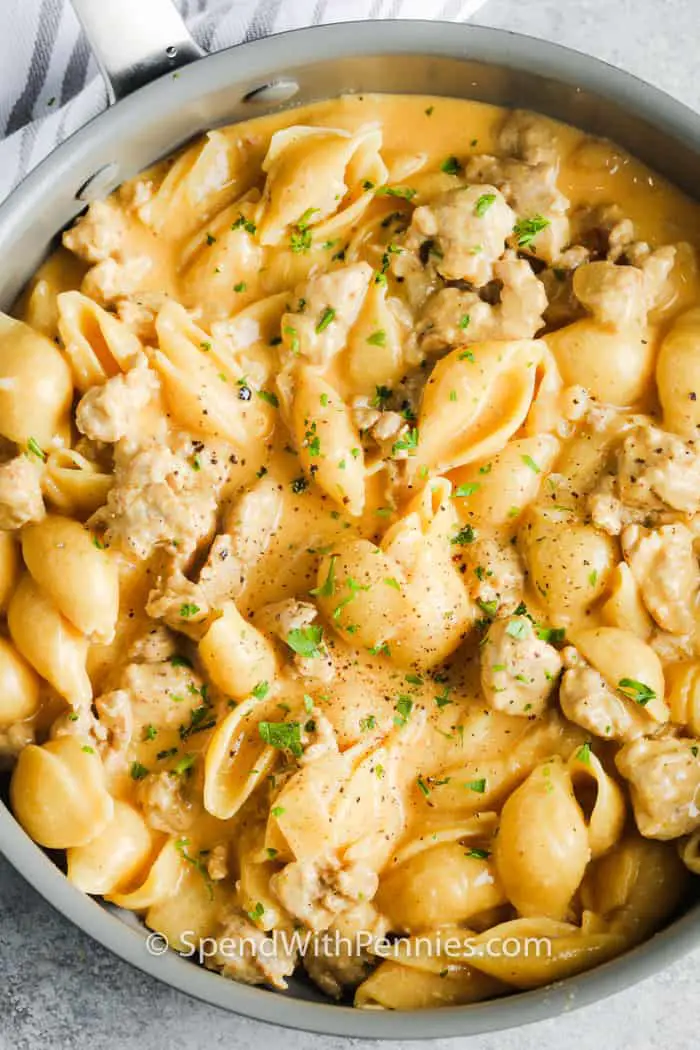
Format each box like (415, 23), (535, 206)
(242, 79), (300, 104)
(76, 162), (120, 202)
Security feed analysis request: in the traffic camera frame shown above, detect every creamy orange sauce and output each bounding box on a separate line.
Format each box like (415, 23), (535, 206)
(2, 93), (700, 1008)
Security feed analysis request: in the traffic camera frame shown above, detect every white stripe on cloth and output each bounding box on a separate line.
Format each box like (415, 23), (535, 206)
(0, 0), (489, 202)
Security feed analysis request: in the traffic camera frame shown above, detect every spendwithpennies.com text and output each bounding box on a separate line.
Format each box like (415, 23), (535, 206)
(145, 928), (553, 963)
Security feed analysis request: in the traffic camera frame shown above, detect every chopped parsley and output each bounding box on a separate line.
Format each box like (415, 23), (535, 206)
(459, 314), (471, 330)
(175, 837), (213, 900)
(310, 554), (337, 598)
(297, 206), (319, 227)
(286, 625), (324, 658)
(618, 678), (656, 706)
(259, 720), (303, 757)
(375, 185), (417, 201)
(394, 695), (414, 727)
(434, 686), (453, 709)
(257, 389), (279, 408)
(179, 602), (200, 619)
(465, 847), (490, 859)
(505, 618), (530, 639)
(453, 483), (480, 498)
(179, 704), (215, 741)
(290, 227), (312, 253)
(173, 753), (196, 775)
(369, 641), (391, 657)
(513, 214), (550, 248)
(371, 384), (392, 408)
(156, 748), (178, 761)
(465, 778), (487, 793)
(251, 681), (270, 700)
(535, 626), (566, 644)
(233, 281), (246, 292)
(474, 192), (497, 217)
(332, 577), (370, 620)
(441, 155), (463, 176)
(417, 775), (431, 797)
(315, 306), (336, 333)
(169, 654), (193, 669)
(26, 437), (46, 461)
(130, 761), (149, 780)
(576, 741), (592, 765)
(232, 213), (256, 235)
(289, 207), (319, 252)
(360, 714), (377, 732)
(367, 329), (386, 346)
(521, 454), (541, 473)
(451, 524), (476, 546)
(392, 427), (419, 456)
(457, 348), (475, 361)
(383, 576), (401, 591)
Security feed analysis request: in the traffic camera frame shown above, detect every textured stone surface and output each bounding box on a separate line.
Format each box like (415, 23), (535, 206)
(2, 2), (700, 1048)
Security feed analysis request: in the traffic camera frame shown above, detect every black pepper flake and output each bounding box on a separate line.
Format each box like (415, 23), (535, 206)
(238, 385), (252, 401)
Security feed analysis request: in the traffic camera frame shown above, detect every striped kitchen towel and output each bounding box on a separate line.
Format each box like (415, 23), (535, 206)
(0, 0), (489, 202)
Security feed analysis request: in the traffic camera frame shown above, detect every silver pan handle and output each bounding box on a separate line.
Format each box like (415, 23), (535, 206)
(69, 0), (204, 103)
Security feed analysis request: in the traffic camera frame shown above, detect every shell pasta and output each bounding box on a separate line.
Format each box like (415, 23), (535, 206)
(2, 92), (700, 1011)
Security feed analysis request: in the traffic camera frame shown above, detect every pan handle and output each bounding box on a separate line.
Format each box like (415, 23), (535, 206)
(69, 0), (205, 103)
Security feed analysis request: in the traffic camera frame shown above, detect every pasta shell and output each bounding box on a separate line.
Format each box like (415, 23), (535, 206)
(0, 312), (73, 445)
(376, 843), (506, 931)
(568, 745), (626, 858)
(67, 800), (155, 895)
(108, 837), (186, 910)
(461, 916), (625, 989)
(494, 757), (590, 920)
(573, 626), (668, 725)
(42, 448), (113, 519)
(411, 339), (546, 477)
(0, 635), (41, 724)
(22, 515), (120, 644)
(136, 130), (262, 240)
(8, 574), (92, 708)
(154, 301), (274, 447)
(258, 124), (385, 245)
(203, 694), (280, 820)
(11, 736), (113, 849)
(57, 291), (142, 392)
(291, 366), (365, 515)
(657, 307), (700, 438)
(0, 530), (19, 615)
(346, 283), (406, 394)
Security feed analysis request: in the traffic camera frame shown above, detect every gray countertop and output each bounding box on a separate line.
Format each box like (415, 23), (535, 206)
(2, 1), (700, 1047)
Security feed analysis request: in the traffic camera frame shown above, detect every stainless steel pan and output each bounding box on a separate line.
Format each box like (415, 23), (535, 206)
(1, 0), (700, 1037)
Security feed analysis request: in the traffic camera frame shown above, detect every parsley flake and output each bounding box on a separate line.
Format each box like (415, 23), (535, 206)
(474, 192), (497, 217)
(618, 678), (656, 706)
(259, 720), (303, 756)
(286, 625), (324, 658)
(513, 214), (550, 248)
